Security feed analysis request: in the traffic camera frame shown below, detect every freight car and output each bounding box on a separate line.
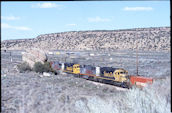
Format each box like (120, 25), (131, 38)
(49, 61), (153, 88)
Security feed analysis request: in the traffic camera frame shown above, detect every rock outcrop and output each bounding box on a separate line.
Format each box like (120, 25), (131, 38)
(1, 27), (170, 51)
(22, 48), (47, 67)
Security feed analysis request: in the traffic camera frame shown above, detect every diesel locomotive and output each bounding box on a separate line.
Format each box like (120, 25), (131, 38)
(50, 61), (153, 88)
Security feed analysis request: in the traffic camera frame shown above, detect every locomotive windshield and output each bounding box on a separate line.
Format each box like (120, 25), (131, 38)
(120, 71), (127, 74)
(120, 72), (125, 74)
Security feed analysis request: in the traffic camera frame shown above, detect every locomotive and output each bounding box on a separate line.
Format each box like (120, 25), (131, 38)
(50, 61), (153, 88)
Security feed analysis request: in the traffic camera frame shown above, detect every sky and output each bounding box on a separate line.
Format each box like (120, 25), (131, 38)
(1, 1), (170, 41)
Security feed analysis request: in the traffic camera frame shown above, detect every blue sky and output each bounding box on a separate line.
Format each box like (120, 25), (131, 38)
(1, 1), (170, 41)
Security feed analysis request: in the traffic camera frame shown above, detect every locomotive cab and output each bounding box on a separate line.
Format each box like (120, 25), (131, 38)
(114, 69), (128, 82)
(73, 64), (80, 74)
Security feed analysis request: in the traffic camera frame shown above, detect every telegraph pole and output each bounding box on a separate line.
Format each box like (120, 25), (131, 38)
(10, 51), (13, 62)
(136, 40), (138, 76)
(136, 29), (139, 76)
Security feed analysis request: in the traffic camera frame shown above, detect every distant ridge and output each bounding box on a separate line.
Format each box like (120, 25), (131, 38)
(1, 26), (170, 52)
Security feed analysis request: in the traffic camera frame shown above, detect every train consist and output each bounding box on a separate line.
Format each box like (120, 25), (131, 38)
(50, 61), (153, 88)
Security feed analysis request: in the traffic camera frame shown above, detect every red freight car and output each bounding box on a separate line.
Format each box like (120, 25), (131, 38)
(130, 75), (153, 88)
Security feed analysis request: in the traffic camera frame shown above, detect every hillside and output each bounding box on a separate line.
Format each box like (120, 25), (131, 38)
(1, 27), (171, 51)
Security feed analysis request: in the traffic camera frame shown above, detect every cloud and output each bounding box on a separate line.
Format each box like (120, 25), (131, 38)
(88, 17), (110, 22)
(32, 2), (61, 8)
(123, 7), (153, 11)
(1, 16), (20, 21)
(66, 24), (77, 26)
(1, 23), (32, 31)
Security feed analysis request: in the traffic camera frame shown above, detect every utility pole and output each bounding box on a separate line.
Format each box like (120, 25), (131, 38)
(10, 51), (13, 62)
(136, 40), (138, 76)
(136, 29), (139, 76)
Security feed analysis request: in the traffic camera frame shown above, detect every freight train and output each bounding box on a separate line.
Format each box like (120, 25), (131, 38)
(50, 61), (153, 88)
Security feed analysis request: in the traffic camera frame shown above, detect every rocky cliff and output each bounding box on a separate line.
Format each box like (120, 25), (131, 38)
(1, 27), (170, 51)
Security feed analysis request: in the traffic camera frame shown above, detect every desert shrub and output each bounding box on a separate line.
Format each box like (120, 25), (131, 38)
(33, 61), (54, 73)
(33, 62), (45, 73)
(17, 62), (32, 73)
(87, 77), (170, 113)
(43, 61), (53, 72)
(44, 61), (59, 75)
(125, 76), (171, 113)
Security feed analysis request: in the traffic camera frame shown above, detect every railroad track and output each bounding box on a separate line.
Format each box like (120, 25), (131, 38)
(1, 59), (22, 64)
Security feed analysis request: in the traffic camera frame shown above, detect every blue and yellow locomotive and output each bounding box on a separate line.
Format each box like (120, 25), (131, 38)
(50, 61), (129, 88)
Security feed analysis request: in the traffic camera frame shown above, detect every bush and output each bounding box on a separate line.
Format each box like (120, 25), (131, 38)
(125, 77), (171, 113)
(17, 62), (32, 73)
(44, 62), (53, 72)
(33, 61), (54, 73)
